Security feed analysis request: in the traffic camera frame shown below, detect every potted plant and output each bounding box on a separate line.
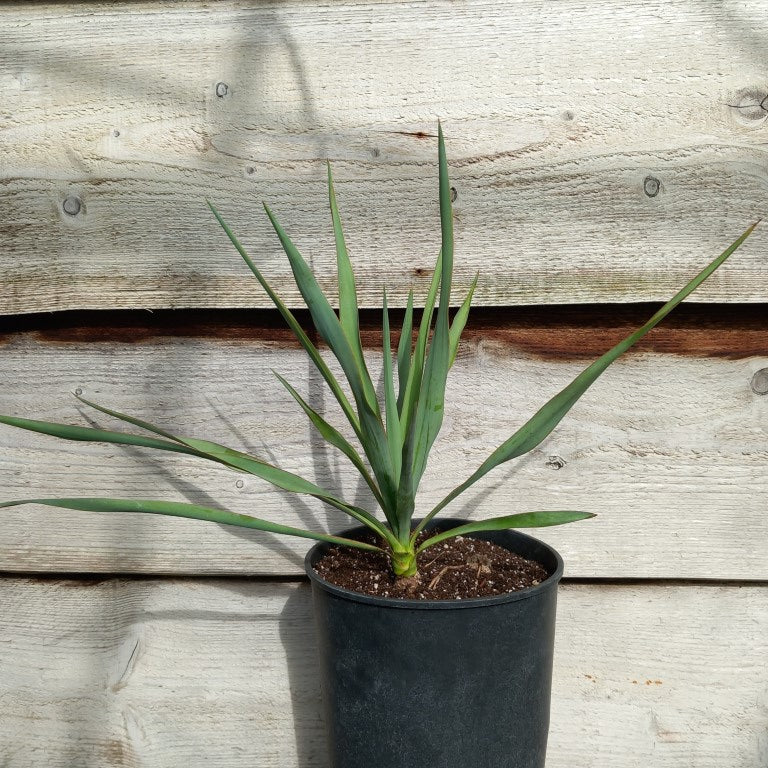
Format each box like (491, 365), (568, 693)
(0, 125), (756, 768)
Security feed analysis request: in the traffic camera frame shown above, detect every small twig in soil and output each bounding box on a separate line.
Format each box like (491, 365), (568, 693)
(428, 565), (465, 590)
(421, 551), (447, 570)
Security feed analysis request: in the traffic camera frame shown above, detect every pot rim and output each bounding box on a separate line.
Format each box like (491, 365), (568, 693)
(304, 518), (564, 610)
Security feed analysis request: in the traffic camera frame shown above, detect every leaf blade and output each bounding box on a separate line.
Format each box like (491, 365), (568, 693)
(398, 252), (442, 436)
(263, 202), (380, 417)
(207, 200), (360, 433)
(0, 403), (391, 541)
(449, 274), (478, 368)
(273, 371), (388, 515)
(394, 253), (444, 535)
(0, 413), (197, 456)
(396, 290), (414, 414)
(382, 291), (403, 483)
(416, 220), (759, 534)
(0, 497), (384, 552)
(410, 122), (454, 486)
(417, 511), (596, 551)
(328, 163), (366, 379)
(262, 203), (399, 515)
(75, 394), (183, 443)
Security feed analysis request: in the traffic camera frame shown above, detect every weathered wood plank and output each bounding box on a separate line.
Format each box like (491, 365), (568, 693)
(1, 320), (766, 578)
(1, 578), (766, 767)
(1, 1), (767, 314)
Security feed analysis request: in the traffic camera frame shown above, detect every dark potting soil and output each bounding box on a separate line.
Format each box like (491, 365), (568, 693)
(313, 530), (550, 600)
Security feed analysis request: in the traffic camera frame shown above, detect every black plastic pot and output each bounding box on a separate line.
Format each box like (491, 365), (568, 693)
(305, 518), (564, 768)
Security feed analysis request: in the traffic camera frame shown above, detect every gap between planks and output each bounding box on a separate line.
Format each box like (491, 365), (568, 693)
(1, 304), (767, 360)
(1, 572), (767, 589)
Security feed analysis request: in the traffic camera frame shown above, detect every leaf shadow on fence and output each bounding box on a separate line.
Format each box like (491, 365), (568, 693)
(2, 3), (348, 763)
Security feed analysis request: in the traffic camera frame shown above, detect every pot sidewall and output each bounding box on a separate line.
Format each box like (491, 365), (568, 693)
(306, 520), (564, 768)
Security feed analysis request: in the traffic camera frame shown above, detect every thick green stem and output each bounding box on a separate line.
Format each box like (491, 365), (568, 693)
(391, 547), (418, 578)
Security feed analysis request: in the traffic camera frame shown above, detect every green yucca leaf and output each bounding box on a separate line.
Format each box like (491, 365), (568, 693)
(16, 397), (388, 538)
(79, 396), (387, 534)
(382, 291), (403, 482)
(393, 252), (444, 537)
(410, 123), (454, 486)
(398, 252), (442, 437)
(449, 274), (478, 368)
(410, 314), (449, 486)
(207, 201), (360, 434)
(272, 371), (392, 528)
(417, 511), (596, 551)
(263, 203), (380, 418)
(262, 203), (400, 515)
(75, 393), (181, 442)
(168, 432), (393, 538)
(0, 498), (384, 552)
(436, 122), (454, 308)
(396, 290), (414, 414)
(414, 219), (760, 538)
(210, 201), (398, 516)
(328, 163), (368, 386)
(0, 413), (197, 456)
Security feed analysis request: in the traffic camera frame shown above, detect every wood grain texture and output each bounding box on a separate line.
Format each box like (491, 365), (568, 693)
(1, 577), (766, 767)
(1, 323), (766, 578)
(1, 1), (768, 314)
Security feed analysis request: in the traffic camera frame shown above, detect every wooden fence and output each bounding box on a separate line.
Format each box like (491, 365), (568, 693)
(1, 2), (767, 766)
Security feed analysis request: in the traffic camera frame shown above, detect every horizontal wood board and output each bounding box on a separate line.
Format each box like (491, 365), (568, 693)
(2, 0), (768, 314)
(1, 314), (766, 578)
(1, 577), (766, 767)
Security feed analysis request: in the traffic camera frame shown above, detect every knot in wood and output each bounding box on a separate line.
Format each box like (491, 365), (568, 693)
(728, 88), (768, 124)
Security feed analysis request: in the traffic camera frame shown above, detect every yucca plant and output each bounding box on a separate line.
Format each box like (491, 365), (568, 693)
(0, 125), (757, 579)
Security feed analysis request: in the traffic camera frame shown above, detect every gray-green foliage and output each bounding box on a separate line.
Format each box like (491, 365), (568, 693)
(0, 125), (758, 577)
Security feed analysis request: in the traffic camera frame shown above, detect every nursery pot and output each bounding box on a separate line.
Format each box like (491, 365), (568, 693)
(305, 518), (564, 768)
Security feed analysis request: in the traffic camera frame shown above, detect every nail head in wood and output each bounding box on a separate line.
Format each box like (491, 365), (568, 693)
(750, 368), (768, 395)
(643, 176), (660, 198)
(215, 82), (229, 98)
(62, 196), (82, 216)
